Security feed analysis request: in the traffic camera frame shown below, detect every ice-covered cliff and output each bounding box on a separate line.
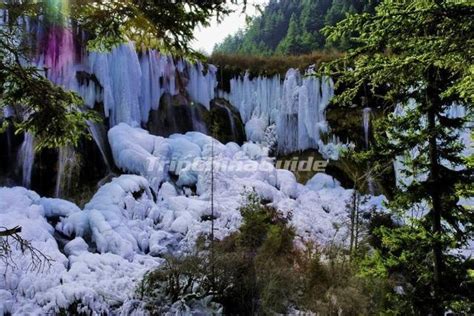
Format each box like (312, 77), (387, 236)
(220, 67), (335, 154)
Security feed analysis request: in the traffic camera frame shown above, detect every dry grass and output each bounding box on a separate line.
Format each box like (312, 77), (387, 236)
(208, 50), (343, 77)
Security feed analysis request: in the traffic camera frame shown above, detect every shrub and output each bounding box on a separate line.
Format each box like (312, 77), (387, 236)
(208, 51), (342, 78)
(139, 192), (386, 315)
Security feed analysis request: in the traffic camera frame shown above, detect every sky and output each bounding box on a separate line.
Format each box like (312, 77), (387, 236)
(191, 0), (268, 55)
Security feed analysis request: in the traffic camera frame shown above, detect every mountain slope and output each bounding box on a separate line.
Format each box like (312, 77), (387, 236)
(214, 0), (381, 55)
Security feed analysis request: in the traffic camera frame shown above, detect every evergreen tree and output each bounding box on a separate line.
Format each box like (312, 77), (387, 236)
(276, 13), (303, 55)
(213, 0), (381, 55)
(300, 0), (332, 49)
(323, 1), (473, 313)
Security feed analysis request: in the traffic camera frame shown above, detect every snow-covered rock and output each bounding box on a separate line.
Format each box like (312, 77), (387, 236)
(306, 173), (341, 191)
(0, 125), (386, 314)
(0, 187), (160, 315)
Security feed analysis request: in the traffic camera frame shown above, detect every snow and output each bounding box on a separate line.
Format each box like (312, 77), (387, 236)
(107, 124), (383, 248)
(58, 175), (160, 259)
(0, 186), (160, 315)
(63, 237), (88, 256)
(276, 169), (298, 198)
(245, 117), (267, 143)
(1, 19), (470, 314)
(306, 173), (341, 191)
(40, 198), (81, 217)
(1, 124), (386, 314)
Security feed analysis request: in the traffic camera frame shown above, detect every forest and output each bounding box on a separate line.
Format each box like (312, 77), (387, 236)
(214, 0), (381, 55)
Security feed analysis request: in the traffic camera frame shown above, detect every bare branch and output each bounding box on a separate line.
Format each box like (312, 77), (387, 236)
(0, 226), (53, 273)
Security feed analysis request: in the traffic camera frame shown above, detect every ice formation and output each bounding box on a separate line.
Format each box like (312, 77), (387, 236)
(17, 133), (35, 188)
(10, 14), (344, 158)
(106, 124), (381, 246)
(221, 67), (339, 154)
(61, 45), (217, 127)
(0, 10), (470, 315)
(0, 13), (388, 314)
(0, 186), (160, 315)
(23, 16), (218, 127)
(363, 107), (371, 149)
(1, 124), (385, 314)
(27, 17), (342, 157)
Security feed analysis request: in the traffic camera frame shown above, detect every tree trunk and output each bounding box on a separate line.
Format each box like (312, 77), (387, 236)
(349, 185), (357, 258)
(426, 82), (444, 316)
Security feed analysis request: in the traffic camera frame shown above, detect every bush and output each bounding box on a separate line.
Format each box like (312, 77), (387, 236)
(139, 192), (386, 315)
(137, 253), (222, 314)
(208, 51), (342, 78)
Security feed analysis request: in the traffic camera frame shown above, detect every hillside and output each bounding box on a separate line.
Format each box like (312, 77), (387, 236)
(214, 0), (381, 55)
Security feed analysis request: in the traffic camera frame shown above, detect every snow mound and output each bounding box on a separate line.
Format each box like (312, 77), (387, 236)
(0, 187), (160, 315)
(1, 125), (386, 314)
(306, 173), (341, 191)
(107, 124), (384, 247)
(58, 175), (160, 259)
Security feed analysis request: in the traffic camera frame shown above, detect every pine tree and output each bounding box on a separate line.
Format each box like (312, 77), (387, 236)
(213, 0), (381, 55)
(276, 13), (302, 55)
(323, 1), (473, 314)
(300, 0), (332, 49)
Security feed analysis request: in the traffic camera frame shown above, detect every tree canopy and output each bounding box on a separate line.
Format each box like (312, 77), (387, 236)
(323, 0), (473, 313)
(214, 0), (381, 55)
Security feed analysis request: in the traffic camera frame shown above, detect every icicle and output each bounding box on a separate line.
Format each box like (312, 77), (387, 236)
(139, 49), (163, 123)
(18, 133), (35, 188)
(86, 120), (111, 171)
(55, 146), (78, 198)
(363, 107), (371, 149)
(186, 62), (217, 110)
(277, 68), (300, 153)
(221, 67), (335, 154)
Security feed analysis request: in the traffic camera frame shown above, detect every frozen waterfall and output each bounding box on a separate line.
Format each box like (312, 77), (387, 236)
(12, 16), (344, 157)
(221, 67), (335, 154)
(24, 16), (218, 128)
(363, 107), (371, 149)
(69, 45), (216, 126)
(18, 133), (35, 188)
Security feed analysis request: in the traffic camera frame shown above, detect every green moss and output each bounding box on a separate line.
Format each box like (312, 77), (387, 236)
(205, 98), (246, 145)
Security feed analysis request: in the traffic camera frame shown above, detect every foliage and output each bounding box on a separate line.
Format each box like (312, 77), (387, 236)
(70, 0), (242, 58)
(209, 51), (342, 78)
(0, 26), (96, 150)
(365, 220), (474, 314)
(138, 254), (214, 314)
(323, 0), (474, 313)
(214, 0), (381, 56)
(140, 192), (385, 315)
